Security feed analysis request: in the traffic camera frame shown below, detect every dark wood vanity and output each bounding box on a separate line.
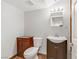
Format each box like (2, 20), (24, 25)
(17, 36), (33, 57)
(47, 39), (67, 59)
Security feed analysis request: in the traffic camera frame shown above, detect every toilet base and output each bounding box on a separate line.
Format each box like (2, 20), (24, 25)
(24, 55), (38, 59)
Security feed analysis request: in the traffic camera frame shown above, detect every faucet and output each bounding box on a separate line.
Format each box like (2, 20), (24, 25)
(55, 34), (59, 37)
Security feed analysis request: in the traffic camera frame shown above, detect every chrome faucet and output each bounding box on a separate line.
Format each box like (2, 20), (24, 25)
(55, 34), (59, 37)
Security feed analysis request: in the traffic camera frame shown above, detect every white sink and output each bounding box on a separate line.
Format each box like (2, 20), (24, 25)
(47, 36), (67, 43)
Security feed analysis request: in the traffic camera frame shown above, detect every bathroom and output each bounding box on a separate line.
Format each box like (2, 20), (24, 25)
(1, 0), (77, 59)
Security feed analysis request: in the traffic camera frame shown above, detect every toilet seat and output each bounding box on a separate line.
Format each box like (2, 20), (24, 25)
(24, 47), (38, 56)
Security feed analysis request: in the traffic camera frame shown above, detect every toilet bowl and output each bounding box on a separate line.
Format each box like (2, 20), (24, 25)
(24, 37), (43, 59)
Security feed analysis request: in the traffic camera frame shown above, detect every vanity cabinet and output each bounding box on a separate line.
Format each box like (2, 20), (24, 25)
(17, 36), (33, 57)
(47, 39), (67, 59)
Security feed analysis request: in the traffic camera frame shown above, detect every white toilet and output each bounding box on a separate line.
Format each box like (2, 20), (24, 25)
(24, 37), (43, 59)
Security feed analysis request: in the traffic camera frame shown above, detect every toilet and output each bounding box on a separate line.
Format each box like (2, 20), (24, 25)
(24, 37), (43, 59)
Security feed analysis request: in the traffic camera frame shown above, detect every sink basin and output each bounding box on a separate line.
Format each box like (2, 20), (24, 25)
(47, 36), (67, 43)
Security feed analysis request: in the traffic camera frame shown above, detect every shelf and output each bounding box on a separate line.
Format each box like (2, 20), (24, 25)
(50, 11), (64, 27)
(51, 23), (63, 27)
(51, 16), (63, 18)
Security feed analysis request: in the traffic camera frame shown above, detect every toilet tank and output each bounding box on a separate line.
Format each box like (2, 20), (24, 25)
(33, 37), (43, 48)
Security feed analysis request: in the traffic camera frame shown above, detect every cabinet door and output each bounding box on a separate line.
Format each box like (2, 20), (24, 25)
(56, 42), (67, 59)
(22, 39), (33, 53)
(17, 39), (23, 56)
(17, 37), (33, 57)
(47, 39), (67, 59)
(47, 39), (57, 59)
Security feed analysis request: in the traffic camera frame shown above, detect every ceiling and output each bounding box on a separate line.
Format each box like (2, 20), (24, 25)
(2, 0), (60, 11)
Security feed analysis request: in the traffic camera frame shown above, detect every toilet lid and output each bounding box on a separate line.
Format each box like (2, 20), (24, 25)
(24, 47), (38, 56)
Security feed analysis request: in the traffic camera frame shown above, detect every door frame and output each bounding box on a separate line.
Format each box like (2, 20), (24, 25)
(70, 0), (77, 59)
